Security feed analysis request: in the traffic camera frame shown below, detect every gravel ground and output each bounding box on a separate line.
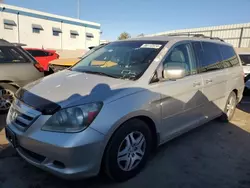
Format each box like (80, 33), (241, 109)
(0, 97), (250, 188)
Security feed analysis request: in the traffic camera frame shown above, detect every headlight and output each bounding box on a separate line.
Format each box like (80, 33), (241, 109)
(42, 102), (103, 133)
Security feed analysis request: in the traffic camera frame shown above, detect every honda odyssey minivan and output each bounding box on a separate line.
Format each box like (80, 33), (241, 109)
(5, 35), (244, 182)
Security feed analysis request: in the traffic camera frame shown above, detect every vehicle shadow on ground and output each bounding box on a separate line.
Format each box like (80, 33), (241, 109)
(1, 84), (250, 188)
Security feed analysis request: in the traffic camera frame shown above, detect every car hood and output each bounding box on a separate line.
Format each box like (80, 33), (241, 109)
(23, 70), (136, 108)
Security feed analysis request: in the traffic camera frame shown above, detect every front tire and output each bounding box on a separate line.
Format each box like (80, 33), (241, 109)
(0, 83), (17, 114)
(103, 119), (152, 182)
(220, 91), (237, 122)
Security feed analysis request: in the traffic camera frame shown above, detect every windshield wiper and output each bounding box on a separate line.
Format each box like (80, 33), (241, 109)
(81, 70), (118, 78)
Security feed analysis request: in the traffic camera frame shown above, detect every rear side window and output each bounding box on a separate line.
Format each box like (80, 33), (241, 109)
(27, 50), (49, 57)
(239, 54), (250, 66)
(0, 46), (29, 63)
(220, 45), (240, 68)
(193, 41), (223, 73)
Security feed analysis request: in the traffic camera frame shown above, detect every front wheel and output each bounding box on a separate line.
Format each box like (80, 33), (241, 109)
(220, 92), (237, 122)
(103, 119), (152, 182)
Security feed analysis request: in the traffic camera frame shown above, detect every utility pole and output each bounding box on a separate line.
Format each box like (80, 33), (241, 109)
(77, 0), (80, 19)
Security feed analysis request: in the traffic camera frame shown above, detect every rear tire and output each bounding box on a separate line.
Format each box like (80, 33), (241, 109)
(103, 119), (152, 182)
(0, 83), (17, 114)
(219, 91), (237, 122)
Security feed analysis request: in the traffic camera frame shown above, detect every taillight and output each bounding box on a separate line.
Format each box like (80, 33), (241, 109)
(34, 63), (44, 72)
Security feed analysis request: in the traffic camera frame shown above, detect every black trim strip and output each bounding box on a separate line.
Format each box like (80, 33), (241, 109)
(15, 88), (61, 115)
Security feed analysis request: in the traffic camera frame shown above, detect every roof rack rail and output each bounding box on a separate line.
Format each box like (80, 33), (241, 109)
(165, 33), (225, 42)
(12, 43), (27, 47)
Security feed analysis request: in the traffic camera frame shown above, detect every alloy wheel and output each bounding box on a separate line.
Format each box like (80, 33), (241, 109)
(226, 94), (236, 118)
(117, 131), (146, 171)
(0, 89), (14, 111)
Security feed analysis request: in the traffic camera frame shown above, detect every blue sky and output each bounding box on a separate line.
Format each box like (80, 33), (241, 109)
(3, 0), (250, 40)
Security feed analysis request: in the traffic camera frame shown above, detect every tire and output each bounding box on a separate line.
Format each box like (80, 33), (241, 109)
(0, 83), (17, 114)
(219, 91), (237, 122)
(103, 119), (152, 182)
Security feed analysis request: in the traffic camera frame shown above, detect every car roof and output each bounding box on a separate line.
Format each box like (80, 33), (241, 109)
(0, 39), (27, 47)
(123, 35), (231, 46)
(0, 39), (14, 47)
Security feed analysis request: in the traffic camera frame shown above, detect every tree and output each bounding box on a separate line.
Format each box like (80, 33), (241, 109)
(137, 33), (144, 37)
(118, 32), (131, 40)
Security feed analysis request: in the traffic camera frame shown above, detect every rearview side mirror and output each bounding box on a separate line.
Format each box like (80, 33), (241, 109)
(163, 63), (186, 80)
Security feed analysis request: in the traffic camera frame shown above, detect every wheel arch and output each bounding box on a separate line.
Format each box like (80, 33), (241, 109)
(100, 113), (160, 174)
(0, 80), (20, 89)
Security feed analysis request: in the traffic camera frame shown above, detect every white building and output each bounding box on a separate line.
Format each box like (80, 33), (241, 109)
(0, 4), (101, 50)
(147, 23), (250, 48)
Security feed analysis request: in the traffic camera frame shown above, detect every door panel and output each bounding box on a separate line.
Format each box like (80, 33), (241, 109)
(193, 41), (228, 119)
(153, 42), (204, 142)
(0, 63), (43, 86)
(200, 70), (228, 118)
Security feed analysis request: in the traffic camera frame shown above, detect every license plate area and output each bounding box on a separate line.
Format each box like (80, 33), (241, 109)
(5, 127), (18, 148)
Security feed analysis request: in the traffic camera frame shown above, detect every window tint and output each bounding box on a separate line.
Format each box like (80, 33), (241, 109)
(27, 50), (48, 57)
(193, 42), (223, 73)
(163, 43), (197, 76)
(0, 47), (29, 63)
(239, 55), (250, 66)
(220, 45), (239, 67)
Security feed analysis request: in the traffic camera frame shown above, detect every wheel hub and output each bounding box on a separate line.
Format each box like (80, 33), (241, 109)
(0, 89), (14, 111)
(117, 131), (146, 171)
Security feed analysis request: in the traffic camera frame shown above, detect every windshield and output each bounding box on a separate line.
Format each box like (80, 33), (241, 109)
(239, 54), (250, 66)
(72, 41), (166, 80)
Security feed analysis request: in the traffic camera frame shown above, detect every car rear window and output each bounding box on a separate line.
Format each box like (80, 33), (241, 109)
(239, 54), (250, 65)
(26, 50), (49, 57)
(0, 46), (29, 63)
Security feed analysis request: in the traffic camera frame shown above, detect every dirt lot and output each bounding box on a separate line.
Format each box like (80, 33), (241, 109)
(1, 97), (250, 188)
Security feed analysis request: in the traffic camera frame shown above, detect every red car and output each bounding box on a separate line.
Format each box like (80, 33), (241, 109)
(24, 48), (59, 72)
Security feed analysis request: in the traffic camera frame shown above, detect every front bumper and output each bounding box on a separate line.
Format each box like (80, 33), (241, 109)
(6, 112), (105, 179)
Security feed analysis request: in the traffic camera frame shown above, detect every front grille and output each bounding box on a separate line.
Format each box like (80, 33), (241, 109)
(20, 146), (46, 163)
(50, 64), (70, 72)
(9, 99), (41, 131)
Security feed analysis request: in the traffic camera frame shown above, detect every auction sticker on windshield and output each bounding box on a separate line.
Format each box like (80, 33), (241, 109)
(140, 44), (162, 49)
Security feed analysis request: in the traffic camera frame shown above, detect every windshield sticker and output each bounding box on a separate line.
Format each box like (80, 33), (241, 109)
(140, 44), (162, 49)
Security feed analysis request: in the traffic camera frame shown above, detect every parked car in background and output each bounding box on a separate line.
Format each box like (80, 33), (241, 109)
(25, 48), (59, 73)
(0, 40), (44, 113)
(48, 43), (108, 73)
(238, 53), (250, 80)
(5, 35), (244, 181)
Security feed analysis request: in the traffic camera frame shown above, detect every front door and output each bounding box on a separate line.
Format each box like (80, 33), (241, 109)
(151, 42), (204, 142)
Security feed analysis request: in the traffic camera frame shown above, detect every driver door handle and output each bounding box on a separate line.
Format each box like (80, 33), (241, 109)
(193, 81), (201, 87)
(205, 79), (213, 84)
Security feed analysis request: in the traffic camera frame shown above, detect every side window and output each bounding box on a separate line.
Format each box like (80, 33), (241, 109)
(0, 47), (28, 63)
(162, 43), (197, 76)
(239, 55), (250, 66)
(199, 42), (223, 73)
(29, 50), (48, 57)
(220, 45), (239, 68)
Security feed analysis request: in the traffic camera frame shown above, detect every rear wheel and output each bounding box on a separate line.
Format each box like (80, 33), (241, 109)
(220, 91), (237, 122)
(103, 119), (152, 182)
(0, 83), (17, 114)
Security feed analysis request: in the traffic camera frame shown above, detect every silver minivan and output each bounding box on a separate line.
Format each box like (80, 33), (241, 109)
(5, 35), (245, 181)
